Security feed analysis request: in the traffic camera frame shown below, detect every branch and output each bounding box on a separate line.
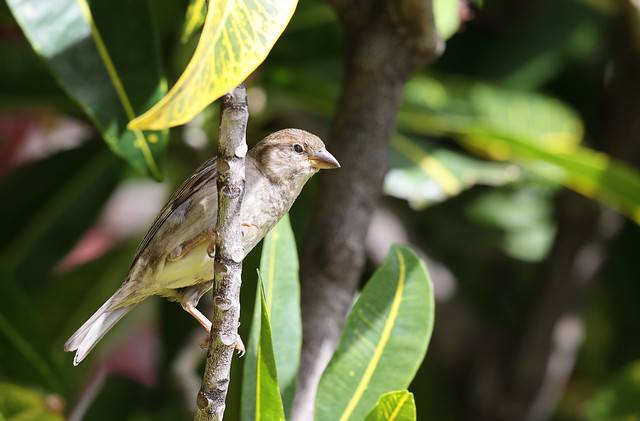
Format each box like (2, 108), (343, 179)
(195, 83), (248, 421)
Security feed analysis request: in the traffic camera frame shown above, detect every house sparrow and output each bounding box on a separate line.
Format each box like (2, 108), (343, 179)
(64, 128), (340, 366)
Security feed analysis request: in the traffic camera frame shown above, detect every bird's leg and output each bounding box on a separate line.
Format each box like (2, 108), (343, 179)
(167, 228), (217, 262)
(179, 284), (245, 356)
(198, 322), (245, 357)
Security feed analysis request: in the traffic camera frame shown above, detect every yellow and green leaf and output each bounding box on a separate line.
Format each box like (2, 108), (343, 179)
(386, 134), (519, 210)
(398, 73), (640, 224)
(129, 0), (298, 130)
(315, 245), (434, 421)
(364, 391), (417, 421)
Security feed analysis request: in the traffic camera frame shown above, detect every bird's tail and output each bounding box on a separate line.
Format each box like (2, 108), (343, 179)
(64, 288), (135, 366)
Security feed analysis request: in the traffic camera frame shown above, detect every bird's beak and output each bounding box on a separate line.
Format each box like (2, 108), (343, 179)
(309, 150), (340, 169)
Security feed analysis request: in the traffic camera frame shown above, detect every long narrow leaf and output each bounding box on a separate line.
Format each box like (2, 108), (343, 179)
(386, 134), (519, 209)
(315, 245), (434, 421)
(459, 132), (640, 224)
(242, 214), (301, 419)
(253, 278), (286, 421)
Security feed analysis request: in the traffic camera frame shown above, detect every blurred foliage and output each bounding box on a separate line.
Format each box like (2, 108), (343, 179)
(1, 0), (640, 419)
(0, 383), (64, 421)
(585, 360), (640, 421)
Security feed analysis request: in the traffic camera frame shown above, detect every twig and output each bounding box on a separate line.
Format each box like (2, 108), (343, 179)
(195, 83), (248, 421)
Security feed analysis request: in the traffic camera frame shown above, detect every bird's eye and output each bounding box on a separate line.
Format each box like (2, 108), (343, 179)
(293, 144), (304, 153)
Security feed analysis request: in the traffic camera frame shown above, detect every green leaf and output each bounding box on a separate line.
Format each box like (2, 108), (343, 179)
(7, 0), (168, 179)
(385, 134), (519, 209)
(129, 0), (298, 130)
(401, 74), (584, 149)
(0, 383), (64, 421)
(364, 391), (416, 421)
(248, 276), (286, 421)
(585, 360), (640, 421)
(242, 214), (301, 419)
(315, 245), (434, 421)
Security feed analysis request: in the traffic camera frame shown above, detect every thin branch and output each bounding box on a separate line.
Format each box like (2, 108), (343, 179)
(195, 83), (248, 421)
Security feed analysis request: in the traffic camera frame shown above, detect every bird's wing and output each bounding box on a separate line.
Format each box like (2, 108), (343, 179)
(132, 156), (218, 263)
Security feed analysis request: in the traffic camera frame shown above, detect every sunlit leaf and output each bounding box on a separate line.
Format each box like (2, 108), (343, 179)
(315, 245), (434, 421)
(129, 0), (298, 130)
(385, 134), (520, 209)
(364, 391), (416, 421)
(7, 0), (168, 179)
(585, 360), (640, 421)
(242, 214), (301, 420)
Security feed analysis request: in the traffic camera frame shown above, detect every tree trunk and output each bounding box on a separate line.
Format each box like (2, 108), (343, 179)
(292, 1), (442, 418)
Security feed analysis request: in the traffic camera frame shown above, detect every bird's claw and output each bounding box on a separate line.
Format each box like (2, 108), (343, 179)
(206, 229), (217, 258)
(199, 333), (245, 357)
(236, 335), (245, 357)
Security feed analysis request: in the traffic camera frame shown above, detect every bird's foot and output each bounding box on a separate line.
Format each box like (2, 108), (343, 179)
(199, 333), (245, 357)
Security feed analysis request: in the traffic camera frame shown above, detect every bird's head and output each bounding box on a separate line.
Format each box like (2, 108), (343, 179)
(250, 128), (340, 186)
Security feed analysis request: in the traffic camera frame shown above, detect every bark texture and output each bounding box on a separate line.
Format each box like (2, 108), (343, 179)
(292, 1), (442, 419)
(195, 84), (248, 421)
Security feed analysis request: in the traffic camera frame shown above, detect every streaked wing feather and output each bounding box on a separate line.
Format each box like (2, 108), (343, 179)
(132, 157), (217, 262)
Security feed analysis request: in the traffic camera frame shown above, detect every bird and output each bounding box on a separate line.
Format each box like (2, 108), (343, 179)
(64, 128), (340, 366)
